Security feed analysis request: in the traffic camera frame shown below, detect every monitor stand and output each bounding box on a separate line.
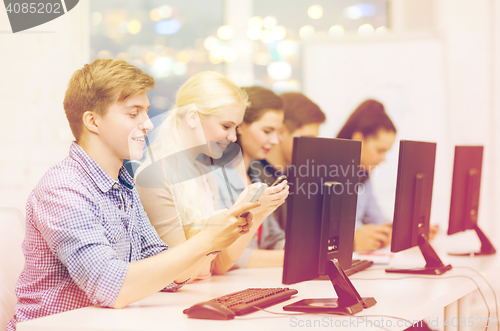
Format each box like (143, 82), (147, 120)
(283, 259), (376, 315)
(449, 222), (496, 256)
(386, 233), (452, 275)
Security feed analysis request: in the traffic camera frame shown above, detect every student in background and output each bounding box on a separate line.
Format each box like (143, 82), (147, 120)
(210, 86), (289, 268)
(7, 60), (258, 330)
(251, 92), (326, 231)
(338, 99), (439, 252)
(135, 72), (288, 276)
(337, 99), (396, 252)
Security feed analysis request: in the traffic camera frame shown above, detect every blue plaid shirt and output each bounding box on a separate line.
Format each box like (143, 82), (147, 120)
(8, 143), (185, 330)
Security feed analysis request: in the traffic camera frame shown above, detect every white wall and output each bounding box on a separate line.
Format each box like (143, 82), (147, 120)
(0, 1), (90, 213)
(437, 0), (495, 236)
(305, 37), (450, 227)
(304, 0), (499, 241)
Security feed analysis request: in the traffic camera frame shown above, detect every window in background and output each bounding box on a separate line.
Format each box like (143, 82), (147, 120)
(90, 0), (389, 107)
(252, 0), (388, 93)
(90, 0), (225, 117)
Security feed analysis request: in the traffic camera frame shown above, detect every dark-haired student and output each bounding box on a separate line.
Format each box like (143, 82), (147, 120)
(210, 86), (289, 268)
(337, 99), (438, 252)
(7, 59), (258, 330)
(250, 92), (326, 231)
(337, 99), (396, 252)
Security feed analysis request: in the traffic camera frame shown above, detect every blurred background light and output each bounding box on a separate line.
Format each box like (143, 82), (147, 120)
(172, 62), (188, 76)
(96, 50), (113, 59)
(329, 25), (344, 36)
(151, 56), (174, 78)
(204, 36), (223, 51)
(308, 5), (323, 19)
(247, 27), (262, 40)
(267, 61), (292, 80)
(276, 40), (296, 56)
(272, 80), (301, 94)
(144, 51), (158, 65)
(299, 25), (315, 39)
(253, 52), (272, 66)
(149, 8), (161, 21)
(375, 26), (388, 34)
(248, 16), (263, 28)
(176, 50), (192, 63)
(271, 25), (286, 40)
(223, 48), (237, 63)
(117, 21), (129, 33)
(260, 29), (273, 43)
(344, 4), (377, 19)
(158, 5), (173, 19)
(152, 95), (169, 110)
(217, 25), (233, 40)
(128, 20), (142, 35)
(155, 19), (181, 35)
(358, 23), (374, 35)
(262, 15), (277, 29)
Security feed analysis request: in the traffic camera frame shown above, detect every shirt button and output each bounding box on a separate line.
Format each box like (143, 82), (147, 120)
(113, 183), (119, 189)
(118, 205), (122, 210)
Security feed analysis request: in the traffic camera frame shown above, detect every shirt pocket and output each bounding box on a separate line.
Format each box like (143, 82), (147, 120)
(101, 216), (127, 246)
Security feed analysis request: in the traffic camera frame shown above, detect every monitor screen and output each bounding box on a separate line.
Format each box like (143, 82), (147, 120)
(282, 137), (361, 285)
(447, 146), (495, 256)
(448, 146), (483, 235)
(387, 140), (452, 275)
(391, 140), (436, 252)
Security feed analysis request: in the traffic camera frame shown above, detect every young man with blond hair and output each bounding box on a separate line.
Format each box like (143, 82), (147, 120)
(7, 59), (258, 330)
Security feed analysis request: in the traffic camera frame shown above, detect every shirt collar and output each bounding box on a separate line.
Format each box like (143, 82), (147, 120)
(359, 168), (369, 183)
(69, 142), (135, 193)
(224, 165), (247, 190)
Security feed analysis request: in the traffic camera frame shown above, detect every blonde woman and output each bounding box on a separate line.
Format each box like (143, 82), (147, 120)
(135, 72), (288, 276)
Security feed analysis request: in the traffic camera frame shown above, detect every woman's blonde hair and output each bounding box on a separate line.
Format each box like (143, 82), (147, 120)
(137, 71), (247, 237)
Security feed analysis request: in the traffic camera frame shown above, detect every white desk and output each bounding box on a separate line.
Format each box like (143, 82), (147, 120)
(17, 250), (482, 331)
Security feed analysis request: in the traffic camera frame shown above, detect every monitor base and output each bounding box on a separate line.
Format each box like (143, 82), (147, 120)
(385, 264), (452, 275)
(448, 251), (495, 257)
(283, 297), (376, 315)
(283, 259), (377, 315)
(387, 234), (452, 275)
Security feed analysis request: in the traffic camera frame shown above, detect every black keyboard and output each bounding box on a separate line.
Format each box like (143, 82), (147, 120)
(316, 259), (374, 280)
(345, 259), (374, 276)
(184, 287), (298, 316)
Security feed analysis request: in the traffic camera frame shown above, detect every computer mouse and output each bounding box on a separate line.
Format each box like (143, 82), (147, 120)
(183, 301), (236, 320)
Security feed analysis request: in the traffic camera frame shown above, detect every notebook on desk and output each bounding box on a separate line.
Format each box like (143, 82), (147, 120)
(353, 247), (393, 265)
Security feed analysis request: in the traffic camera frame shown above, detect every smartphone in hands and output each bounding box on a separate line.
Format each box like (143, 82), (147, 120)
(239, 183), (268, 218)
(246, 183), (268, 202)
(271, 175), (287, 187)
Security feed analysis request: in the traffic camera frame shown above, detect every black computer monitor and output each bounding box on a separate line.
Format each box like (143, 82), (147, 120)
(448, 146), (496, 255)
(387, 140), (452, 275)
(282, 137), (376, 315)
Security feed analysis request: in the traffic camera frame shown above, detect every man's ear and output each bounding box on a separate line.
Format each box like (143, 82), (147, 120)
(82, 111), (99, 135)
(186, 108), (199, 129)
(236, 122), (247, 135)
(351, 131), (364, 141)
(278, 124), (289, 141)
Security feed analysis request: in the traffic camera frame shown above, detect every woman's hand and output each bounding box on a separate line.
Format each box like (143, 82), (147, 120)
(250, 181), (289, 216)
(198, 200), (260, 251)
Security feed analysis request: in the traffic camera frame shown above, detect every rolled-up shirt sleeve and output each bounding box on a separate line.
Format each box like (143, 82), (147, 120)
(33, 182), (128, 308)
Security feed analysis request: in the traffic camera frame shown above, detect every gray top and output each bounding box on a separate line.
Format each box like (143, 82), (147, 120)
(355, 177), (390, 229)
(211, 164), (285, 268)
